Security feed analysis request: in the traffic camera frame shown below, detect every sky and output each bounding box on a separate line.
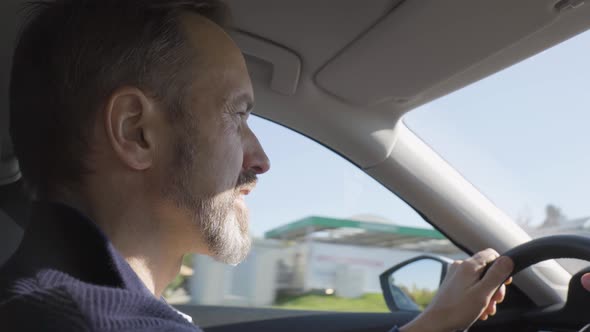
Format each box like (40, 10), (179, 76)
(246, 115), (428, 237)
(245, 28), (590, 238)
(405, 29), (590, 227)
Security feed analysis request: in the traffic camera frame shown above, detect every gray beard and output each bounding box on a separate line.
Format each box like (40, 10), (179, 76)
(166, 171), (252, 265)
(196, 191), (251, 265)
(164, 115), (252, 265)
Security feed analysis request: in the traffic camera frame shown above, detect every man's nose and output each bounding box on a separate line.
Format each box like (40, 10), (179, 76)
(243, 127), (270, 175)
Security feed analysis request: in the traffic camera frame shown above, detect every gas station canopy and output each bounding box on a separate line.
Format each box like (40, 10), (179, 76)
(264, 216), (459, 254)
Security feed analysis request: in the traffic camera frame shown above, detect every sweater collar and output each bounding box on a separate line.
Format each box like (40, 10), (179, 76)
(20, 201), (153, 296)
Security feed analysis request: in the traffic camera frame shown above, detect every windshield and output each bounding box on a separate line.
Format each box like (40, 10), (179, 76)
(404, 29), (590, 274)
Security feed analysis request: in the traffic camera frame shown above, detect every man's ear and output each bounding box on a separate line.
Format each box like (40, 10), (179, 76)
(103, 87), (157, 170)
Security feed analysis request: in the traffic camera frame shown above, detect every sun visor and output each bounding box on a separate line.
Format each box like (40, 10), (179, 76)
(231, 31), (301, 96)
(315, 0), (560, 106)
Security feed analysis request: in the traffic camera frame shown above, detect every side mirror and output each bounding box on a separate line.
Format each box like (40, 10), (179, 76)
(379, 255), (453, 312)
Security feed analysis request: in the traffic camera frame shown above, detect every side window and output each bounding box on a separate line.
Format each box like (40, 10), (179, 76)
(164, 116), (464, 312)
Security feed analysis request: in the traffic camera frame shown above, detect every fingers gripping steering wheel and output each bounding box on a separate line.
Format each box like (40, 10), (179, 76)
(488, 235), (590, 331)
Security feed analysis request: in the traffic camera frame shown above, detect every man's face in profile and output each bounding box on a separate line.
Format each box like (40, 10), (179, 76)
(159, 14), (270, 265)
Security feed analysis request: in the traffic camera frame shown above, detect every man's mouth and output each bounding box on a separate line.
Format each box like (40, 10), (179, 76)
(236, 171), (258, 195)
(238, 185), (255, 196)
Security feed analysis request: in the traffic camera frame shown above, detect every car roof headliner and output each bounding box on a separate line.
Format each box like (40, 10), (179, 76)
(0, 0), (589, 172)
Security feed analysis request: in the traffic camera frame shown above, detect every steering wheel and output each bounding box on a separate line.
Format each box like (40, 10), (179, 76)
(483, 235), (590, 331)
(380, 235), (590, 330)
(501, 235), (590, 275)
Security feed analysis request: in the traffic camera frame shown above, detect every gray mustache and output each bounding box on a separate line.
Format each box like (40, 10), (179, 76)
(236, 170), (257, 189)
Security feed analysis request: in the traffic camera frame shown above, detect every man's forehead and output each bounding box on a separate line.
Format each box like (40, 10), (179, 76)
(180, 13), (239, 64)
(180, 13), (252, 97)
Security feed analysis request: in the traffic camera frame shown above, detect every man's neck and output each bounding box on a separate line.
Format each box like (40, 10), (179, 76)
(121, 249), (184, 297)
(54, 186), (185, 298)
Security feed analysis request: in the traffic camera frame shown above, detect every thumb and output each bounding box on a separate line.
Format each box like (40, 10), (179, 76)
(581, 273), (590, 291)
(477, 256), (514, 294)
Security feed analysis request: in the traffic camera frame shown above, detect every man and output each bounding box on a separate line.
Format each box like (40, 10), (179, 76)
(0, 0), (515, 331)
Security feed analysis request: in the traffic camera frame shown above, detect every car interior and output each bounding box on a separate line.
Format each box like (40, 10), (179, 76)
(2, 0), (590, 331)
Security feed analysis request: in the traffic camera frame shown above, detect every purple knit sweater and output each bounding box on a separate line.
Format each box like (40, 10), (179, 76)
(0, 202), (201, 331)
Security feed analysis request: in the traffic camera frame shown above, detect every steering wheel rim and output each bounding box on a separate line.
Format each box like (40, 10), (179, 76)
(483, 235), (590, 331)
(501, 235), (590, 276)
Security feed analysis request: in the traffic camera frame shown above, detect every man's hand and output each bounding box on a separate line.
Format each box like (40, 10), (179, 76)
(400, 249), (514, 332)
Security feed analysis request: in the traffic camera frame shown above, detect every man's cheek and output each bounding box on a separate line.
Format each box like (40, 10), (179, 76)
(217, 159), (242, 191)
(222, 141), (244, 176)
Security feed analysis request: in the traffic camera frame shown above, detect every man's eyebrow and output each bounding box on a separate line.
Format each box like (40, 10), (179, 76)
(231, 92), (255, 112)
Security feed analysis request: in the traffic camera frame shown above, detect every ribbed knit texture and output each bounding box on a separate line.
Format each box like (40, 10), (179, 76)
(0, 202), (202, 331)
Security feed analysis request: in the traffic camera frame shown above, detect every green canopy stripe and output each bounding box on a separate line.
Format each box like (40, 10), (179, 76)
(264, 216), (444, 240)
